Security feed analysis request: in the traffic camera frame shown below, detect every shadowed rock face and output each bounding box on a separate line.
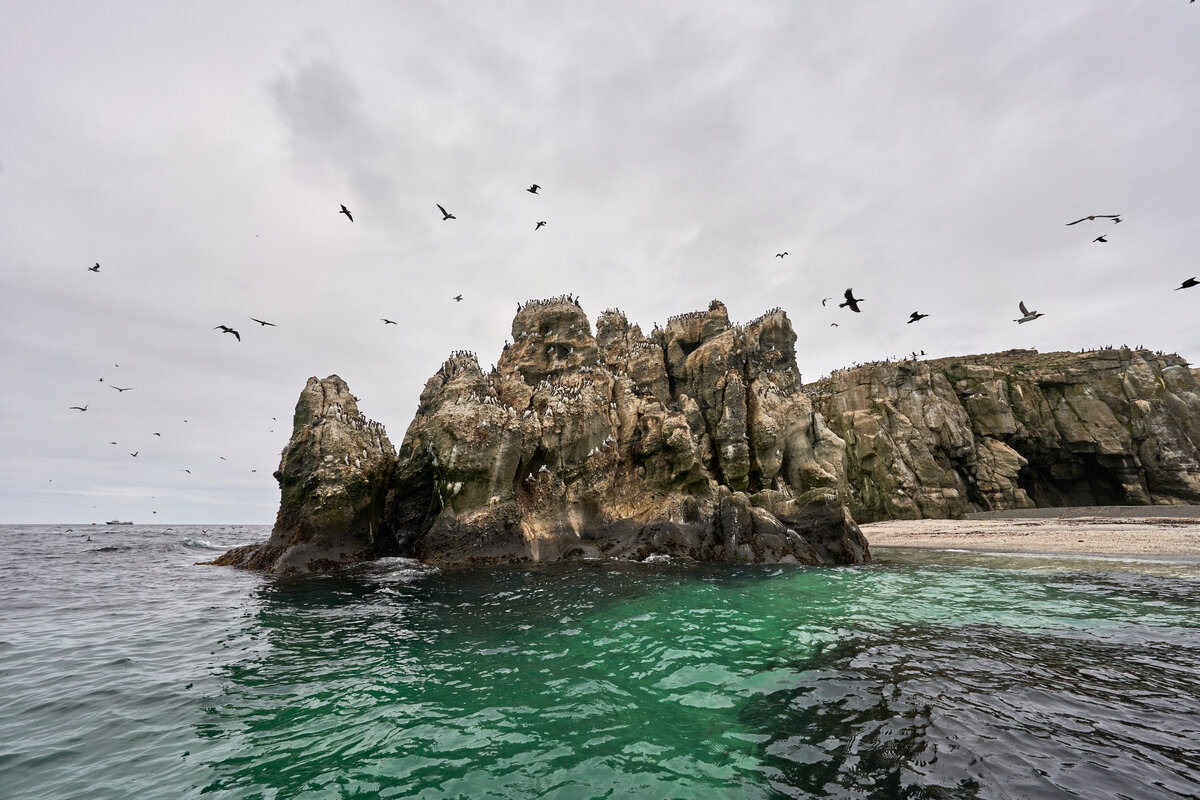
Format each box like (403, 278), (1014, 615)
(806, 348), (1200, 521)
(216, 298), (868, 573)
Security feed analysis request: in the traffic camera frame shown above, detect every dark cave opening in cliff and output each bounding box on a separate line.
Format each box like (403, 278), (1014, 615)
(1017, 452), (1128, 507)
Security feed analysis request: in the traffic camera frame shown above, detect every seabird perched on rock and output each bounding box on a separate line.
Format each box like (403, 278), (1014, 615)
(535, 221), (547, 230)
(437, 203), (456, 221)
(214, 325), (241, 341)
(250, 317), (276, 327)
(527, 184), (541, 194)
(110, 385), (133, 392)
(1014, 301), (1044, 324)
(1066, 214), (1120, 225)
(907, 312), (930, 324)
(340, 204), (353, 222)
(1177, 277), (1198, 290)
(381, 318), (397, 324)
(88, 263), (100, 272)
(69, 404), (88, 411)
(839, 288), (864, 312)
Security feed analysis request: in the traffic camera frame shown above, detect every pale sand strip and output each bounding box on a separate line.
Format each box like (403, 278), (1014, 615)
(862, 515), (1200, 557)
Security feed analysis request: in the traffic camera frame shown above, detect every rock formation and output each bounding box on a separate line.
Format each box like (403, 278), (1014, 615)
(806, 348), (1200, 521)
(216, 298), (869, 573)
(214, 301), (1200, 576)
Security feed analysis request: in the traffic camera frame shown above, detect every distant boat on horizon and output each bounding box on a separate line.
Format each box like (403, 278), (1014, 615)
(105, 520), (133, 525)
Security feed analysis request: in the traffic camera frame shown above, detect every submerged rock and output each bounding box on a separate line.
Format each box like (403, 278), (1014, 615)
(216, 298), (867, 573)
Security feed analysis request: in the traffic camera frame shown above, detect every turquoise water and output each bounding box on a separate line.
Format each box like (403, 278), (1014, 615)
(2, 526), (1199, 799)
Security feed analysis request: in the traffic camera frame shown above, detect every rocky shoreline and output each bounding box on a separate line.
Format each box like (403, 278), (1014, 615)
(213, 298), (1200, 575)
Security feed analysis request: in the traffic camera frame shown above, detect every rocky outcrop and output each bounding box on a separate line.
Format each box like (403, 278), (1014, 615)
(806, 348), (1200, 521)
(216, 298), (868, 573)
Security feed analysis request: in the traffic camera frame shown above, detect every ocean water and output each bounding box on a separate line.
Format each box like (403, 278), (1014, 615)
(2, 525), (1199, 799)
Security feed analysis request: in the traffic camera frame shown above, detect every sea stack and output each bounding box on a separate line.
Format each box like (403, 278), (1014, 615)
(215, 298), (869, 573)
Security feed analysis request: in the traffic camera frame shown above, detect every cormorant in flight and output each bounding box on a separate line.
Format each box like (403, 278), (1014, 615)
(839, 288), (864, 312)
(535, 221), (547, 230)
(1177, 277), (1198, 290)
(527, 184), (540, 194)
(908, 312), (929, 324)
(1093, 235), (1108, 243)
(88, 263), (100, 272)
(453, 295), (463, 302)
(1014, 301), (1043, 324)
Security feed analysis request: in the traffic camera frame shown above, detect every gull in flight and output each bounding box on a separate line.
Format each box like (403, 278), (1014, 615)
(69, 404), (88, 411)
(1066, 214), (1120, 225)
(775, 252), (788, 259)
(340, 204), (353, 222)
(109, 385), (134, 392)
(453, 295), (463, 302)
(535, 221), (547, 230)
(1014, 301), (1043, 324)
(250, 317), (276, 327)
(437, 204), (456, 221)
(839, 288), (864, 313)
(821, 297), (832, 307)
(214, 325), (241, 342)
(88, 263), (100, 273)
(381, 318), (397, 325)
(1093, 235), (1108, 243)
(130, 451), (139, 457)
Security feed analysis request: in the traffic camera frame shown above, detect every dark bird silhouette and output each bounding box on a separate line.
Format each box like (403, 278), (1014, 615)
(109, 442), (118, 445)
(535, 221), (547, 230)
(109, 385), (134, 392)
(1177, 277), (1198, 290)
(908, 312), (930, 324)
(153, 432), (161, 437)
(339, 204), (353, 222)
(88, 263), (100, 273)
(182, 469), (191, 474)
(1066, 214), (1120, 225)
(821, 297), (832, 307)
(437, 204), (456, 220)
(839, 288), (864, 312)
(830, 323), (839, 327)
(775, 252), (788, 259)
(1111, 217), (1122, 223)
(527, 184), (540, 194)
(453, 295), (463, 302)
(381, 318), (397, 325)
(1093, 235), (1108, 243)
(69, 404), (88, 411)
(130, 451), (138, 457)
(219, 456), (226, 461)
(214, 325), (241, 341)
(250, 317), (276, 327)
(1014, 301), (1044, 324)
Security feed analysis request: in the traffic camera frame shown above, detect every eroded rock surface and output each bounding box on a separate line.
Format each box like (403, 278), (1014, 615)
(806, 348), (1200, 521)
(217, 298), (867, 573)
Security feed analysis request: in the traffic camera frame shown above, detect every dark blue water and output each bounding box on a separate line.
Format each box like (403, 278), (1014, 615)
(2, 524), (1199, 799)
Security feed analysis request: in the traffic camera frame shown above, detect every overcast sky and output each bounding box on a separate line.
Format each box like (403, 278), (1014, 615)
(2, 1), (1197, 524)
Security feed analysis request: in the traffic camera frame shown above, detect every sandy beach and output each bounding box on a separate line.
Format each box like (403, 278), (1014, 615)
(862, 506), (1200, 557)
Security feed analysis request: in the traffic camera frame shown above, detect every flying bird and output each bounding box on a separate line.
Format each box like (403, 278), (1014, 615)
(1066, 214), (1120, 225)
(381, 318), (397, 325)
(830, 323), (839, 327)
(1176, 277), (1198, 290)
(908, 312), (930, 324)
(109, 385), (133, 392)
(1014, 301), (1043, 324)
(821, 297), (832, 307)
(839, 288), (864, 312)
(108, 441), (118, 445)
(182, 469), (191, 474)
(527, 184), (540, 194)
(250, 317), (276, 327)
(69, 404), (88, 411)
(88, 263), (100, 273)
(437, 204), (456, 220)
(1093, 235), (1108, 243)
(339, 204), (353, 222)
(153, 432), (161, 437)
(214, 325), (241, 341)
(130, 451), (138, 457)
(775, 252), (788, 259)
(535, 221), (547, 230)
(453, 295), (463, 302)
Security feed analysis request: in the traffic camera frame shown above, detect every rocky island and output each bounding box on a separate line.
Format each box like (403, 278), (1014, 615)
(214, 299), (1199, 574)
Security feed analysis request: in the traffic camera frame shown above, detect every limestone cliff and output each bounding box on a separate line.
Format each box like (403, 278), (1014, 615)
(806, 348), (1200, 521)
(217, 298), (868, 573)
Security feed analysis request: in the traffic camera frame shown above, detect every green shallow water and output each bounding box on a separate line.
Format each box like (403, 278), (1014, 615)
(3, 525), (1200, 799)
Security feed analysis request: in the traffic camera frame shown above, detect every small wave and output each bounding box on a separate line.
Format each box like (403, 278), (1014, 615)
(359, 556), (437, 581)
(180, 539), (226, 551)
(642, 553), (671, 563)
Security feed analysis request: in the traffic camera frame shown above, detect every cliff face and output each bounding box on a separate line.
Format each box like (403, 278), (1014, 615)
(807, 348), (1200, 521)
(217, 299), (868, 574)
